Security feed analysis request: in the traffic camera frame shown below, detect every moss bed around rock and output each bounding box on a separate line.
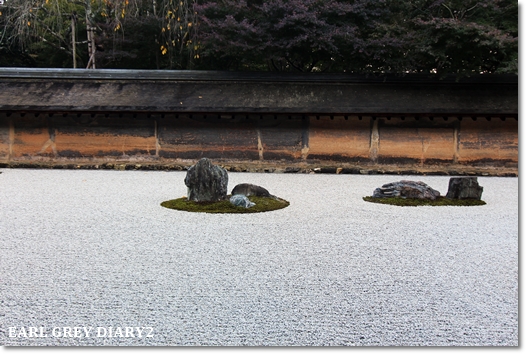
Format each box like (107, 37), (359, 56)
(161, 195), (290, 213)
(362, 196), (486, 207)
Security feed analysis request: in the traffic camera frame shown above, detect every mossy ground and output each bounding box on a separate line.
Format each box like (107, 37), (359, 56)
(363, 196), (486, 207)
(161, 196), (290, 213)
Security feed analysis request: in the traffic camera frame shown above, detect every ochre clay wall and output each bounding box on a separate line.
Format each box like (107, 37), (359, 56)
(0, 69), (517, 174)
(457, 118), (518, 164)
(307, 116), (371, 163)
(0, 113), (518, 175)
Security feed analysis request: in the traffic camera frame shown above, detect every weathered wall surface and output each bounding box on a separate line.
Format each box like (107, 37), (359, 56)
(0, 112), (518, 175)
(158, 114), (260, 160)
(307, 116), (371, 163)
(0, 69), (518, 116)
(457, 118), (518, 165)
(0, 69), (517, 175)
(0, 115), (11, 160)
(376, 117), (457, 165)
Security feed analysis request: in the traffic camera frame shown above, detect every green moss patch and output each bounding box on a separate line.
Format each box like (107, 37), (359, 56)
(161, 196), (290, 213)
(363, 196), (486, 207)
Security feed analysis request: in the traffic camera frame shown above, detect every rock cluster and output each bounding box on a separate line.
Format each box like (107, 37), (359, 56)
(184, 158), (228, 202)
(184, 159), (279, 209)
(446, 177), (483, 200)
(373, 180), (441, 200)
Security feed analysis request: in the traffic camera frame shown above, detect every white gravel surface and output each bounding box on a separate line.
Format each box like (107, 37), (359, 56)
(0, 169), (518, 346)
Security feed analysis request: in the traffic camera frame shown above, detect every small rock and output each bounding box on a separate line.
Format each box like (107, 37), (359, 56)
(446, 177), (483, 200)
(230, 194), (255, 208)
(373, 180), (440, 200)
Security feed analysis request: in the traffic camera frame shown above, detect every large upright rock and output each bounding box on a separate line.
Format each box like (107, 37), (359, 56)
(184, 158), (228, 202)
(373, 180), (440, 200)
(446, 177), (483, 200)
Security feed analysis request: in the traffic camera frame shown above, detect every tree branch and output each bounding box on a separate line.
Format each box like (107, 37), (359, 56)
(270, 59), (281, 71)
(36, 35), (71, 55)
(285, 57), (304, 72)
(441, 3), (455, 19)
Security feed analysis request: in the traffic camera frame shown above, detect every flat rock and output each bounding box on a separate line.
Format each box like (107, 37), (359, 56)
(446, 177), (483, 200)
(231, 183), (272, 198)
(184, 158), (228, 202)
(373, 180), (440, 200)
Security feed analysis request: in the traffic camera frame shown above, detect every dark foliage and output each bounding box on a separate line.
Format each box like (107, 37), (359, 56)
(0, 0), (517, 76)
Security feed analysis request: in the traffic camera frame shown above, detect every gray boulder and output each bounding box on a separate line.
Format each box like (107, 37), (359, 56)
(184, 158), (228, 202)
(446, 177), (483, 200)
(230, 194), (255, 208)
(231, 183), (273, 198)
(373, 180), (440, 200)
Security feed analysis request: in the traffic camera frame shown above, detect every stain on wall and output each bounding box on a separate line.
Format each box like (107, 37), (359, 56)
(53, 114), (156, 158)
(12, 114), (52, 158)
(258, 115), (305, 161)
(377, 117), (457, 165)
(0, 114), (10, 160)
(158, 114), (259, 160)
(307, 115), (371, 162)
(458, 118), (518, 165)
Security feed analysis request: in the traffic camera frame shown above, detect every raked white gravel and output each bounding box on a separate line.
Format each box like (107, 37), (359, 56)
(0, 169), (518, 346)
